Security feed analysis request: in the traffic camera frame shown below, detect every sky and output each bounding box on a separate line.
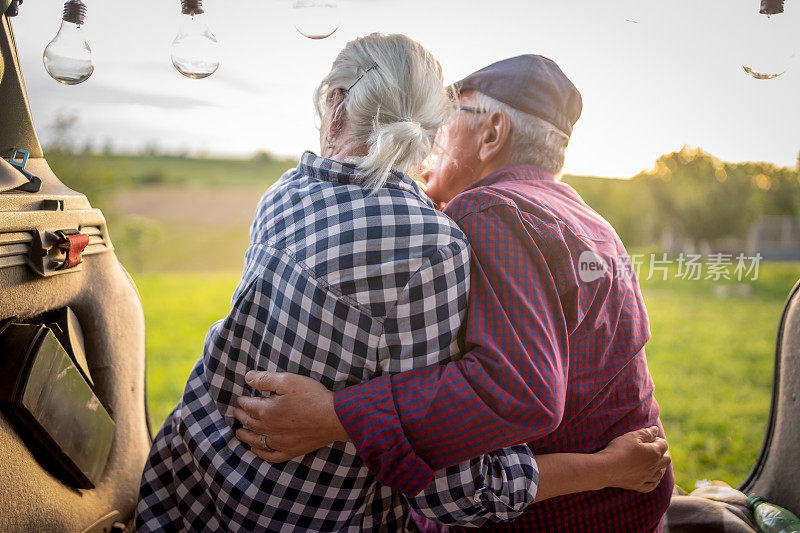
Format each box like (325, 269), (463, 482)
(10, 0), (800, 178)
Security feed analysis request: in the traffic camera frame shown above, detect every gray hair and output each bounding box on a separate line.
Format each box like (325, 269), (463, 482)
(315, 34), (455, 189)
(469, 91), (570, 176)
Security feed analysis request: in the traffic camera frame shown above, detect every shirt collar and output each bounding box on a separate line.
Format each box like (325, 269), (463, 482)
(298, 151), (428, 202)
(466, 164), (556, 192)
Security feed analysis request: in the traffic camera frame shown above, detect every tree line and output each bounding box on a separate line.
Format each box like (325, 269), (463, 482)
(565, 146), (800, 250)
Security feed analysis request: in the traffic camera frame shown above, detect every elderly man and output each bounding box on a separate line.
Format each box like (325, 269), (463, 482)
(235, 55), (675, 531)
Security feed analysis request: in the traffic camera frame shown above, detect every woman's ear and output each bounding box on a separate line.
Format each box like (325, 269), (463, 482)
(328, 88), (349, 137)
(477, 110), (512, 164)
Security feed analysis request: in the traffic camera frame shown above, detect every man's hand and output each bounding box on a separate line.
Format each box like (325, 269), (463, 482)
(596, 426), (671, 493)
(233, 371), (350, 463)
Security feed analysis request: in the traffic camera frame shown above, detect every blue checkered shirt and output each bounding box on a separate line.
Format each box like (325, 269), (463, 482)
(135, 152), (539, 532)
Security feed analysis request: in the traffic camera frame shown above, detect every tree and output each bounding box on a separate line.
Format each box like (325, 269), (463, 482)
(759, 163), (800, 218)
(44, 113), (117, 207)
(640, 147), (761, 248)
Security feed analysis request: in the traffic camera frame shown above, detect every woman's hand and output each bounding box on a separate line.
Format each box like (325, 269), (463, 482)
(596, 426), (671, 493)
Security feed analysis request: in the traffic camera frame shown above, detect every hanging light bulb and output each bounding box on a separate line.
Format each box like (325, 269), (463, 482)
(171, 0), (221, 79)
(741, 0), (796, 80)
(43, 0), (94, 85)
(292, 0), (341, 40)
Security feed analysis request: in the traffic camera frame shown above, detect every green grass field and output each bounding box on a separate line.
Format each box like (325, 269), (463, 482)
(135, 262), (800, 491)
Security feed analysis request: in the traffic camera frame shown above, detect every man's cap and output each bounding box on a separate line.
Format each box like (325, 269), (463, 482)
(453, 55), (583, 137)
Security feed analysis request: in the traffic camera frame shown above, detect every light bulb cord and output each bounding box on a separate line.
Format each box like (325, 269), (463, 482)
(62, 0), (86, 25)
(181, 0), (205, 16)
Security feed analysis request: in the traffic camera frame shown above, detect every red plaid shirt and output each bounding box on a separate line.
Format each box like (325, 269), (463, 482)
(334, 165), (674, 531)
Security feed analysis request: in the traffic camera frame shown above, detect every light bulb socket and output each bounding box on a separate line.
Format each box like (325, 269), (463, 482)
(760, 0), (784, 15)
(62, 0), (86, 25)
(5, 0), (22, 18)
(181, 0), (204, 15)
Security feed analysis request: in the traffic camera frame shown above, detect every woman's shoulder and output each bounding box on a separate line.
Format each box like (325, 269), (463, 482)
(238, 170), (471, 319)
(254, 168), (467, 248)
(370, 185), (468, 246)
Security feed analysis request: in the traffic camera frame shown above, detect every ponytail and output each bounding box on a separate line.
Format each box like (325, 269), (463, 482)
(358, 120), (432, 189)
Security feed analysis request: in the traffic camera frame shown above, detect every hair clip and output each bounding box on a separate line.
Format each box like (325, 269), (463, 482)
(348, 63), (379, 91)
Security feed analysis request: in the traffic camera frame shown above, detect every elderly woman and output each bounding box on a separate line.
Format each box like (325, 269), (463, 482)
(135, 34), (668, 532)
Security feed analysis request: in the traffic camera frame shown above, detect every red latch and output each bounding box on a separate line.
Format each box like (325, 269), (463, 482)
(56, 231), (90, 269)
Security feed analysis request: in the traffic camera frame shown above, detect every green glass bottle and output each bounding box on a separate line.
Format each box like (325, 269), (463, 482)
(747, 495), (800, 533)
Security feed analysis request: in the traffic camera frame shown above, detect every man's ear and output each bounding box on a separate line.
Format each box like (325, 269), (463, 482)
(328, 88), (349, 137)
(477, 110), (512, 164)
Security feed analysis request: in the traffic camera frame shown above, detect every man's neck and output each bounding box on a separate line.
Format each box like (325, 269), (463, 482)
(473, 155), (516, 186)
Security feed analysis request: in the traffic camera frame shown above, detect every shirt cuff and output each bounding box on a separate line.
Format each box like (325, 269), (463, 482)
(334, 376), (434, 496)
